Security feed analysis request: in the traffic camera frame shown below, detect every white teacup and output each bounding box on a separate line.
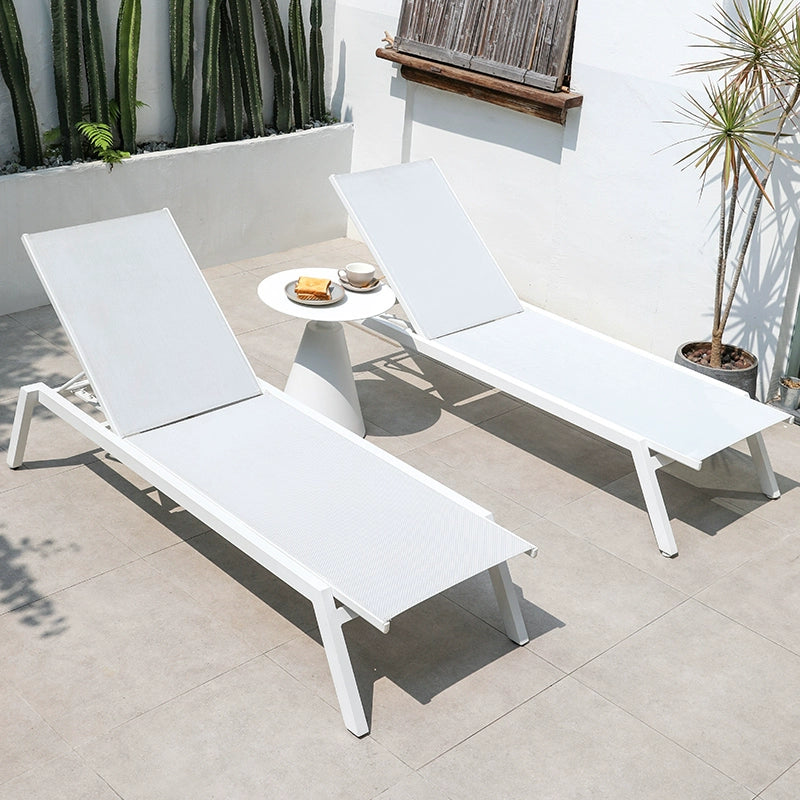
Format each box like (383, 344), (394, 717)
(338, 262), (376, 287)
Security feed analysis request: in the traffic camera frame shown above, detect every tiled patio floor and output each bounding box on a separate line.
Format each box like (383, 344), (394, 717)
(2, 237), (800, 799)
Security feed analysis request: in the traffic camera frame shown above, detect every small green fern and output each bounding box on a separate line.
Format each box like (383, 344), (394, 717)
(77, 120), (130, 168)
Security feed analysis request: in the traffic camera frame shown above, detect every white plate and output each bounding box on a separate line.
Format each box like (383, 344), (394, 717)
(285, 280), (345, 306)
(341, 277), (381, 293)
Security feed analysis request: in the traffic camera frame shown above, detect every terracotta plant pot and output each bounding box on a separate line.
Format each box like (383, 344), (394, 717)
(674, 341), (758, 398)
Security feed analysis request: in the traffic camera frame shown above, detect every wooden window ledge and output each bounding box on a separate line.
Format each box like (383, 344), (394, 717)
(376, 47), (583, 125)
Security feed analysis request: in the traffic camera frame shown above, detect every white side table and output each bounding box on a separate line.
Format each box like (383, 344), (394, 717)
(257, 267), (396, 436)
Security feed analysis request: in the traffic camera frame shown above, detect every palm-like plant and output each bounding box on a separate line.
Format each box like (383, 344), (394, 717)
(674, 0), (800, 369)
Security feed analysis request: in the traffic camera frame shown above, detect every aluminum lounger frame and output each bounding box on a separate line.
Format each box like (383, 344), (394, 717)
(330, 159), (790, 558)
(6, 209), (534, 737)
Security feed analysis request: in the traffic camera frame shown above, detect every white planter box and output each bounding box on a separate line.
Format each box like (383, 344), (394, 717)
(0, 123), (354, 316)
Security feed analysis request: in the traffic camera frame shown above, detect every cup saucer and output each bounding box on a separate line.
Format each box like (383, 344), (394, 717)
(341, 277), (380, 292)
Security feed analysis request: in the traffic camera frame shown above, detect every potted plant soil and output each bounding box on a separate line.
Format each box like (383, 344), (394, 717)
(671, 0), (800, 398)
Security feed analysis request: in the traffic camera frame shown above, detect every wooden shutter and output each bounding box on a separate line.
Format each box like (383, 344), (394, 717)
(395, 0), (577, 91)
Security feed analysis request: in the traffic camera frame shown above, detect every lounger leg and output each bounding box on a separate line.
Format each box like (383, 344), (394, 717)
(312, 589), (369, 737)
(488, 562), (528, 645)
(631, 444), (678, 558)
(6, 385), (39, 469)
(746, 433), (781, 499)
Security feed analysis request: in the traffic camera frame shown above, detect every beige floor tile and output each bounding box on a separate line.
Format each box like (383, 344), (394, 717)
(268, 595), (562, 768)
(371, 773), (452, 800)
(364, 350), (521, 424)
(3, 239), (800, 799)
(0, 685), (69, 784)
(575, 600), (800, 792)
(0, 339), (82, 403)
(548, 471), (787, 594)
(0, 560), (258, 745)
(236, 318), (306, 375)
(145, 531), (318, 652)
(422, 418), (616, 516)
(199, 261), (245, 280)
(8, 304), (70, 349)
(0, 474), (140, 612)
(697, 533), (800, 655)
(207, 270), (284, 334)
(77, 457), (209, 554)
(420, 678), (751, 800)
(0, 400), (102, 494)
(0, 753), (119, 800)
(760, 762), (800, 800)
(79, 657), (410, 800)
(446, 519), (686, 672)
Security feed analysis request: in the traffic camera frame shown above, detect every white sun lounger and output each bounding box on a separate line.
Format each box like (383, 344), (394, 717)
(331, 159), (790, 558)
(6, 209), (535, 736)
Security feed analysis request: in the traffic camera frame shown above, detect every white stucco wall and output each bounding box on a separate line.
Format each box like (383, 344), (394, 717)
(3, 0), (799, 392)
(329, 0), (800, 396)
(0, 0), (345, 316)
(0, 124), (353, 316)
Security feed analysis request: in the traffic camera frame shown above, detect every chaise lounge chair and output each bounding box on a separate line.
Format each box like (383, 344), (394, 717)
(6, 209), (535, 736)
(330, 159), (789, 558)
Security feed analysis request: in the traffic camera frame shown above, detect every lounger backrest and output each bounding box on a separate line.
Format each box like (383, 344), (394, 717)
(22, 209), (261, 437)
(331, 159), (523, 339)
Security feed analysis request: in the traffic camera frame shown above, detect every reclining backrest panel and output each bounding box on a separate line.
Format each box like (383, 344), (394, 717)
(332, 159), (522, 339)
(22, 209), (261, 437)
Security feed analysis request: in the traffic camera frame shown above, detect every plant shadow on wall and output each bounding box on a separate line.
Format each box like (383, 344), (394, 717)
(723, 164), (800, 386)
(667, 0), (800, 397)
(0, 0), (333, 173)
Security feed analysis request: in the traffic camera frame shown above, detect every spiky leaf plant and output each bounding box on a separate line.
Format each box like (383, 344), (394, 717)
(673, 0), (800, 368)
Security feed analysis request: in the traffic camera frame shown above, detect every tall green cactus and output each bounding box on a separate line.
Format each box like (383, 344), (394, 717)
(115, 0), (141, 154)
(0, 0), (43, 167)
(288, 0), (309, 129)
(199, 0), (222, 144)
(51, 0), (83, 160)
(80, 0), (109, 125)
(227, 0), (264, 137)
(219, 1), (244, 141)
(170, 0), (194, 147)
(309, 0), (324, 121)
(258, 0), (292, 133)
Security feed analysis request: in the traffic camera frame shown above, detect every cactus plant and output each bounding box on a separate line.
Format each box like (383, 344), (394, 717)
(309, 0), (324, 121)
(258, 0), (292, 133)
(0, 0), (44, 167)
(199, 0), (223, 144)
(219, 1), (244, 141)
(115, 0), (141, 154)
(227, 0), (265, 137)
(170, 0), (194, 147)
(288, 0), (309, 128)
(80, 0), (109, 126)
(51, 0), (84, 160)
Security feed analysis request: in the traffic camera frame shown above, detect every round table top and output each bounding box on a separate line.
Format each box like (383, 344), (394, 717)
(257, 267), (396, 322)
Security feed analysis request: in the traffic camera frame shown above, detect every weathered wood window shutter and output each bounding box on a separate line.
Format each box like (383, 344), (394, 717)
(395, 0), (577, 92)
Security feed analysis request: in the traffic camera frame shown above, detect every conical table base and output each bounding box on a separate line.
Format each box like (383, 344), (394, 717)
(285, 320), (365, 436)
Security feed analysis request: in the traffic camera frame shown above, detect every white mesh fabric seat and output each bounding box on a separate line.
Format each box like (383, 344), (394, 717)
(128, 394), (528, 628)
(331, 159), (789, 557)
(22, 209), (261, 436)
(7, 209), (534, 736)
